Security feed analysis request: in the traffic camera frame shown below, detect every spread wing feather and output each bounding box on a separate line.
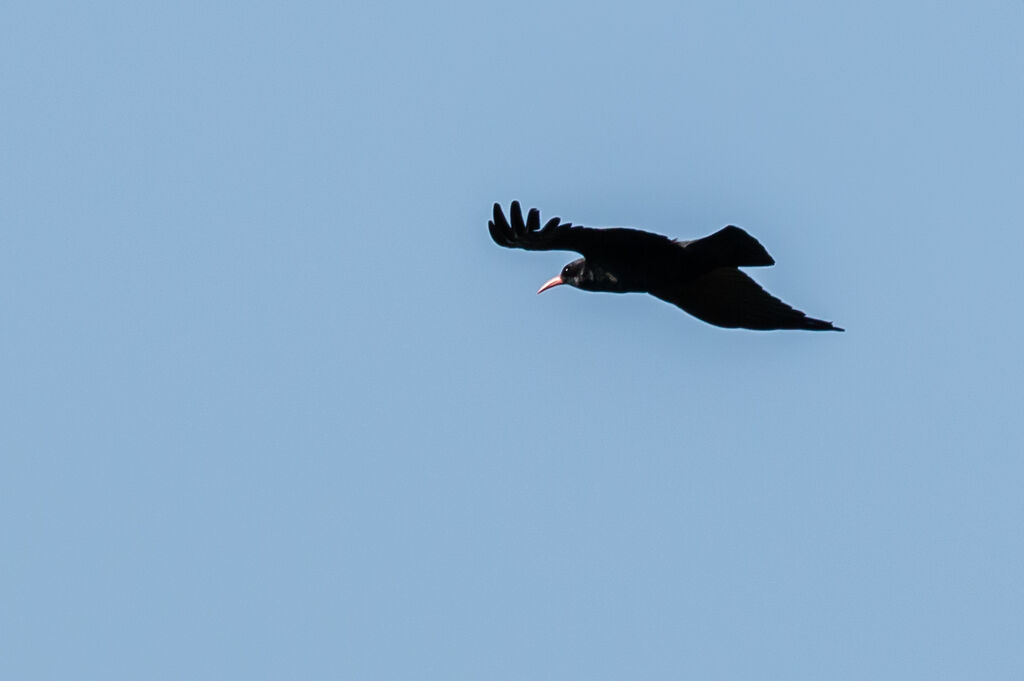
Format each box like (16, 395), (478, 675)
(489, 201), (676, 258)
(489, 201), (590, 254)
(655, 267), (843, 331)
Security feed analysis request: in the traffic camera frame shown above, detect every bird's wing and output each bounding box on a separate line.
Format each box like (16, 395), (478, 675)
(488, 201), (605, 256)
(674, 226), (775, 268)
(489, 201), (677, 259)
(654, 266), (842, 331)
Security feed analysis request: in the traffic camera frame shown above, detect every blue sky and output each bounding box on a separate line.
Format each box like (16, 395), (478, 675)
(3, 1), (1023, 678)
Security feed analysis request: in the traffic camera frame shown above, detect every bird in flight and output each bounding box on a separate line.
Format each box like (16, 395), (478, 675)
(489, 201), (843, 332)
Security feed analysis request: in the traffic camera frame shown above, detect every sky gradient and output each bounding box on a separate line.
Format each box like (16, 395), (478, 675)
(3, 1), (1023, 679)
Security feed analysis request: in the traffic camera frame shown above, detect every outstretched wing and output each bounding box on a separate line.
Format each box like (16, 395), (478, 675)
(488, 201), (601, 255)
(674, 226), (775, 268)
(489, 201), (676, 259)
(654, 266), (843, 331)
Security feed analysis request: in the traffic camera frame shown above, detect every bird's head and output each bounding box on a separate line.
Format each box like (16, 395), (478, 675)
(537, 258), (617, 294)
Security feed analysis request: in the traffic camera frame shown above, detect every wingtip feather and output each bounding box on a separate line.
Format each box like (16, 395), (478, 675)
(509, 201), (526, 237)
(526, 208), (540, 232)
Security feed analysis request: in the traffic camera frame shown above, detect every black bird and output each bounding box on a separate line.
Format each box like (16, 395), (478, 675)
(489, 201), (843, 332)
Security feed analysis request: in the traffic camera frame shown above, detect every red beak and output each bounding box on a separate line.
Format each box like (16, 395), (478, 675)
(536, 275), (564, 294)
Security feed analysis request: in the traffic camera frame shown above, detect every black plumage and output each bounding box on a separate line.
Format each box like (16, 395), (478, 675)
(489, 201), (843, 332)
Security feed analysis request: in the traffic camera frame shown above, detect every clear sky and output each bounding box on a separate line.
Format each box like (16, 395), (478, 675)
(3, 1), (1023, 679)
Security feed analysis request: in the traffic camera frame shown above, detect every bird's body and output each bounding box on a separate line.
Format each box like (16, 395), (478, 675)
(489, 201), (843, 332)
